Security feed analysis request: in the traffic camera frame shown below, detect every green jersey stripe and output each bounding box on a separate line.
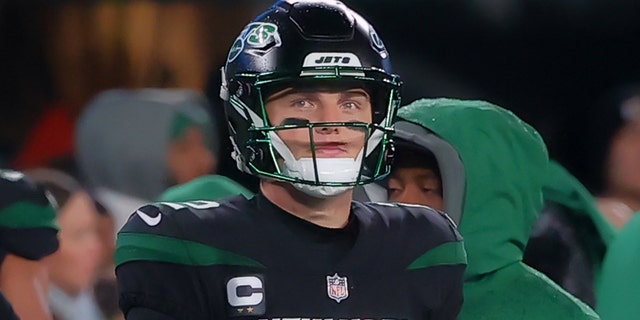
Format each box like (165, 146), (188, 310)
(116, 232), (265, 268)
(0, 202), (58, 229)
(407, 240), (467, 270)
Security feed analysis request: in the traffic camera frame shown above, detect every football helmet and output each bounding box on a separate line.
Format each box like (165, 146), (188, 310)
(220, 0), (402, 197)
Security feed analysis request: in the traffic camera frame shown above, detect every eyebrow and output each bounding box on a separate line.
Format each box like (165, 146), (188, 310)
(416, 173), (441, 182)
(266, 88), (370, 102)
(340, 89), (370, 100)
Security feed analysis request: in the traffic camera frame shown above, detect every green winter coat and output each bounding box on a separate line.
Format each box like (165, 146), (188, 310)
(596, 211), (640, 320)
(542, 160), (616, 285)
(158, 175), (253, 202)
(396, 98), (599, 320)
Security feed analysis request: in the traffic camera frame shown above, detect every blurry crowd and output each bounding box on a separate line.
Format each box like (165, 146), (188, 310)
(1, 1), (640, 320)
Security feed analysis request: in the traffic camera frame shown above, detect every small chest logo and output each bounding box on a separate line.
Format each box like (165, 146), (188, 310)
(326, 273), (349, 303)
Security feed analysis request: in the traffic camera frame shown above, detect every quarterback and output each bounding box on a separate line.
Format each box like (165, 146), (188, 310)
(115, 1), (466, 319)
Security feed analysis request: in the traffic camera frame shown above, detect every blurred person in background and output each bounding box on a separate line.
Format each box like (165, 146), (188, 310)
(384, 98), (599, 319)
(75, 88), (217, 234)
(375, 120), (613, 310)
(583, 83), (640, 229)
(26, 168), (106, 320)
(0, 169), (59, 320)
(523, 161), (616, 308)
(92, 200), (122, 320)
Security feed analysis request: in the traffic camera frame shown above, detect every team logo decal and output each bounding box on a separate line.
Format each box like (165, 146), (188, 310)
(368, 26), (388, 59)
(326, 273), (349, 303)
(302, 52), (362, 68)
(226, 275), (266, 317)
(227, 22), (282, 63)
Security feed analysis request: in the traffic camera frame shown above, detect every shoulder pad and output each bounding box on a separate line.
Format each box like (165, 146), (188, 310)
(362, 201), (466, 268)
(119, 200), (222, 233)
(395, 202), (458, 229)
(116, 199), (262, 268)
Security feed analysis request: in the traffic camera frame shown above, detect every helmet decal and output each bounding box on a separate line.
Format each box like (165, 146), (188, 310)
(368, 26), (387, 58)
(227, 22), (282, 63)
(302, 52), (362, 68)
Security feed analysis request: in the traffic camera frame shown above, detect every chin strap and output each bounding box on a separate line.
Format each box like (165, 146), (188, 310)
(269, 131), (364, 198)
(284, 154), (364, 198)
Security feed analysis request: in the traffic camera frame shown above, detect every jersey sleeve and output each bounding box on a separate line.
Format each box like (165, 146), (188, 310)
(0, 226), (59, 262)
(0, 292), (19, 320)
(115, 203), (212, 319)
(385, 203), (467, 319)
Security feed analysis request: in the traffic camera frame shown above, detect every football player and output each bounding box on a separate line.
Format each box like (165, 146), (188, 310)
(115, 1), (466, 319)
(0, 169), (59, 320)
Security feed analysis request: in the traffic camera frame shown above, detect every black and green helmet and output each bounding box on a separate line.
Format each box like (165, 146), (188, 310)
(0, 169), (59, 231)
(220, 0), (402, 191)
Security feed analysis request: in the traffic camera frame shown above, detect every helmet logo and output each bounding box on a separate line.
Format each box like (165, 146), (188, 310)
(368, 26), (388, 58)
(302, 52), (362, 67)
(227, 22), (282, 63)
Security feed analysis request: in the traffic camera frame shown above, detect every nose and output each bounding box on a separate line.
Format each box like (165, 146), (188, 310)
(314, 104), (343, 135)
(314, 125), (339, 135)
(318, 102), (344, 122)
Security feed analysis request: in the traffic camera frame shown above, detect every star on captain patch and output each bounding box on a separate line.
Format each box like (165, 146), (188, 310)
(326, 273), (349, 303)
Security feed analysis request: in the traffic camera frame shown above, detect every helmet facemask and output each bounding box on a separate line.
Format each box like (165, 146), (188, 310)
(222, 67), (400, 198)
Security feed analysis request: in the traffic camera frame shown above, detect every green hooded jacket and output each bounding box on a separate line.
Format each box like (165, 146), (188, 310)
(396, 98), (599, 319)
(542, 161), (616, 250)
(537, 160), (617, 299)
(596, 211), (640, 320)
(157, 174), (253, 202)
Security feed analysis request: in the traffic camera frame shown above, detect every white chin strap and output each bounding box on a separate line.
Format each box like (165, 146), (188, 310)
(284, 153), (364, 198)
(269, 132), (364, 198)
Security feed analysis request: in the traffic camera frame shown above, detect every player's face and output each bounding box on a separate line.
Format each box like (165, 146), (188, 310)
(48, 191), (103, 296)
(167, 126), (216, 184)
(387, 167), (444, 210)
(265, 88), (372, 160)
(606, 119), (640, 197)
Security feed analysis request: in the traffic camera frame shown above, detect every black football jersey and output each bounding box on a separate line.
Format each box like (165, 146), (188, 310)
(116, 194), (466, 319)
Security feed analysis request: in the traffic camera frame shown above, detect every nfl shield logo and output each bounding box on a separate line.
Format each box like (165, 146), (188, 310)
(326, 273), (349, 303)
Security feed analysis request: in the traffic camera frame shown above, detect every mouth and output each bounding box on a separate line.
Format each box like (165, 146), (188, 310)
(313, 142), (348, 157)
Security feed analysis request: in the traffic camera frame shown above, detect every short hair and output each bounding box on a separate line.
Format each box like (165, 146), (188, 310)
(392, 139), (441, 179)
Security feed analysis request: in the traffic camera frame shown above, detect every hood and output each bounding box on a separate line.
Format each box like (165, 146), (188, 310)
(396, 98), (549, 278)
(76, 88), (215, 201)
(157, 174), (253, 202)
(543, 160), (616, 247)
(543, 160), (617, 277)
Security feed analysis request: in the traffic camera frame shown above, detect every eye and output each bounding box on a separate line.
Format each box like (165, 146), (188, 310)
(341, 101), (359, 110)
(292, 99), (315, 110)
(387, 179), (402, 194)
(421, 184), (443, 196)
